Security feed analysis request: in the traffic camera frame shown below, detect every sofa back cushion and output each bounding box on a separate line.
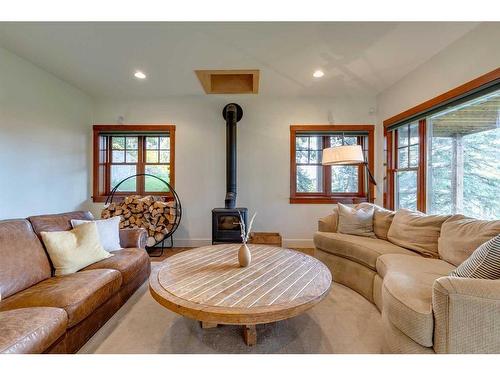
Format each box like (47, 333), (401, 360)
(356, 203), (395, 240)
(28, 211), (94, 239)
(374, 207), (395, 241)
(0, 219), (51, 298)
(439, 215), (500, 266)
(318, 206), (339, 233)
(387, 209), (450, 258)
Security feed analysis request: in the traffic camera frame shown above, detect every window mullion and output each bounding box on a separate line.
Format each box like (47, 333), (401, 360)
(137, 136), (146, 195)
(105, 136), (112, 195)
(323, 136), (331, 196)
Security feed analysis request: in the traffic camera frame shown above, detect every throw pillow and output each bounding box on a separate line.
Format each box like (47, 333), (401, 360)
(71, 216), (122, 252)
(40, 222), (112, 276)
(387, 209), (449, 258)
(337, 202), (376, 238)
(450, 235), (500, 279)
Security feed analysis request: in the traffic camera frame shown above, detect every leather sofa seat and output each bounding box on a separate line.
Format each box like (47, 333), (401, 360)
(0, 307), (67, 354)
(0, 269), (121, 328)
(314, 232), (418, 270)
(82, 248), (150, 285)
(377, 254), (455, 347)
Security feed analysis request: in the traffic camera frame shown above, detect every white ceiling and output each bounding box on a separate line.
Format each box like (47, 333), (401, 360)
(0, 22), (479, 99)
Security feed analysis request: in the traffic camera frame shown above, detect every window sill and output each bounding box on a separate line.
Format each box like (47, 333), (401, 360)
(92, 192), (171, 203)
(289, 196), (369, 204)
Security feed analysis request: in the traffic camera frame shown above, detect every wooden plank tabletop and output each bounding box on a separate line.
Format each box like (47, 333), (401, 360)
(149, 244), (332, 325)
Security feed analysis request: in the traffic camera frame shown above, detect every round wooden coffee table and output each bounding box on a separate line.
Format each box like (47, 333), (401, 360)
(149, 244), (332, 345)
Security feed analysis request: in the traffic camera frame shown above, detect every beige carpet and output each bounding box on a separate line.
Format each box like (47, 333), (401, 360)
(79, 264), (384, 354)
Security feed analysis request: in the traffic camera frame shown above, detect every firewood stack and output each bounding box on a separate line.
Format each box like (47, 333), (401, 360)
(101, 195), (177, 247)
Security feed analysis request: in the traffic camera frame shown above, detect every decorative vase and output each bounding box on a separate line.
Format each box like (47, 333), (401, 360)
(238, 243), (251, 267)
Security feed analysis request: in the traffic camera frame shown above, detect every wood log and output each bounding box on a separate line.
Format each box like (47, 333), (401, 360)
(147, 237), (156, 247)
(100, 194), (177, 246)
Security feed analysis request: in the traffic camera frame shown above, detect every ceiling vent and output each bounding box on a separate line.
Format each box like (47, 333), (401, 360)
(195, 70), (259, 94)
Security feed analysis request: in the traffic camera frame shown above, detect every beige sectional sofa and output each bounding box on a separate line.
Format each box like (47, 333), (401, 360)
(313, 204), (500, 354)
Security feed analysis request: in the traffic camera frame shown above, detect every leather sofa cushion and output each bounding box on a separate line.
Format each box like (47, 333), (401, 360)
(378, 254), (455, 347)
(387, 209), (450, 258)
(438, 215), (500, 266)
(28, 211), (94, 240)
(313, 231), (418, 270)
(0, 307), (67, 354)
(82, 248), (150, 285)
(0, 269), (121, 328)
(0, 219), (51, 298)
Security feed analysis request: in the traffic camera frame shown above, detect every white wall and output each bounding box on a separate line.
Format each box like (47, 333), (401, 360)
(0, 46), (93, 219)
(375, 23), (500, 185)
(91, 96), (377, 246)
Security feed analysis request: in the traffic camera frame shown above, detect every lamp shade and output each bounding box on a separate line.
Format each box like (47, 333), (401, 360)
(322, 145), (365, 165)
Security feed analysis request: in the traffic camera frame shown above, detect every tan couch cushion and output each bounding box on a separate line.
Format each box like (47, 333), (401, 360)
(337, 203), (376, 238)
(373, 206), (395, 240)
(313, 232), (418, 270)
(378, 254), (455, 347)
(0, 307), (67, 354)
(82, 248), (150, 285)
(352, 203), (396, 240)
(376, 253), (455, 279)
(438, 215), (500, 267)
(387, 209), (450, 258)
(318, 207), (339, 232)
(0, 269), (121, 327)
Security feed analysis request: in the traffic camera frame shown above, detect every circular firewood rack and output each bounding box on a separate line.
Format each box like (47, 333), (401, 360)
(103, 173), (182, 257)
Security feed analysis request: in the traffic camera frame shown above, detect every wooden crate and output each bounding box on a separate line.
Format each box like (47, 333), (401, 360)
(249, 232), (282, 247)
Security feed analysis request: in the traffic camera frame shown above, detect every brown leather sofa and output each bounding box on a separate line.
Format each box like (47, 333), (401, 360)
(0, 211), (150, 354)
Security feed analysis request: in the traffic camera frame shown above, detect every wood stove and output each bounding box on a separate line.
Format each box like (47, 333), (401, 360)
(212, 103), (248, 244)
(212, 208), (247, 244)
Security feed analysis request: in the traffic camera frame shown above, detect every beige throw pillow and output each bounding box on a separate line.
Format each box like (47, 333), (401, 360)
(439, 215), (500, 266)
(40, 222), (112, 276)
(387, 209), (449, 258)
(337, 203), (376, 238)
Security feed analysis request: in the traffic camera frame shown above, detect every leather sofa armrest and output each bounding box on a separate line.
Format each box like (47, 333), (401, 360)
(119, 228), (148, 249)
(318, 212), (338, 233)
(432, 276), (500, 353)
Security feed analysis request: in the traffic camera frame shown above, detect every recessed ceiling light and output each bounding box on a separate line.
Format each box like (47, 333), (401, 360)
(313, 70), (324, 78)
(134, 71), (146, 79)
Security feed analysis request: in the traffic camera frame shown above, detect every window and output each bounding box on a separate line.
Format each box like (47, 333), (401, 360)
(290, 125), (374, 204)
(427, 90), (500, 220)
(394, 122), (422, 211)
(384, 68), (500, 219)
(93, 125), (175, 202)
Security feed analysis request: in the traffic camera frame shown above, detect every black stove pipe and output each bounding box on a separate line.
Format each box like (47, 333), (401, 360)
(222, 103), (243, 209)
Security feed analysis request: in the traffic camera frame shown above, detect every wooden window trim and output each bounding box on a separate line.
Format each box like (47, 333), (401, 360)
(383, 68), (500, 128)
(387, 121), (426, 212)
(290, 125), (375, 204)
(92, 125), (176, 203)
(383, 69), (500, 211)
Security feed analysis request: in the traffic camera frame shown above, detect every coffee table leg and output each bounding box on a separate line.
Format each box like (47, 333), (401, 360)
(200, 321), (218, 329)
(242, 325), (257, 346)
